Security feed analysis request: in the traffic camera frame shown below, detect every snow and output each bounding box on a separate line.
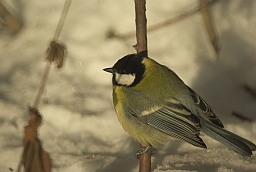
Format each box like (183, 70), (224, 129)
(0, 0), (256, 171)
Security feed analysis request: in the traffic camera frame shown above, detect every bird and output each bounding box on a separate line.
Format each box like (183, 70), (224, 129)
(103, 51), (256, 157)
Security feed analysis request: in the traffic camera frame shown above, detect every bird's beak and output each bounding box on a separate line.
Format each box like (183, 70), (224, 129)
(103, 67), (114, 73)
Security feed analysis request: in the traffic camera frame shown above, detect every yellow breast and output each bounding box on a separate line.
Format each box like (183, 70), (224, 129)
(113, 86), (168, 147)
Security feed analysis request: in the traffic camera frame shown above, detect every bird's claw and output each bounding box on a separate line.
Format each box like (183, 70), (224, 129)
(136, 145), (156, 158)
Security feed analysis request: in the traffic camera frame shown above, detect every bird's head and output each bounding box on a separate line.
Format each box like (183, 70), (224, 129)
(104, 52), (147, 87)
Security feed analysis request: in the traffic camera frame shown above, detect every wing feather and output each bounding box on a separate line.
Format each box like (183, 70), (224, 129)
(187, 87), (224, 128)
(129, 100), (207, 148)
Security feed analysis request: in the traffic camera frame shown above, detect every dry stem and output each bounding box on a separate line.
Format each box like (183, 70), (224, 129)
(133, 0), (147, 53)
(33, 62), (51, 108)
(134, 0), (151, 172)
(17, 1), (71, 171)
(199, 0), (219, 56)
(17, 107), (52, 172)
(33, 0), (70, 108)
(108, 0), (218, 40)
(54, 0), (71, 40)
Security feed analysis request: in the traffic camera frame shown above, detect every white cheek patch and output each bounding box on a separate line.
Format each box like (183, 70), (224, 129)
(115, 73), (136, 86)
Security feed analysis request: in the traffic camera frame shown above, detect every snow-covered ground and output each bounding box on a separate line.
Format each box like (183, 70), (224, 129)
(0, 0), (256, 171)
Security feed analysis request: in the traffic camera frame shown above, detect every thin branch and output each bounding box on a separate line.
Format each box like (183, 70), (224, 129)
(133, 0), (151, 172)
(133, 0), (147, 53)
(33, 62), (52, 108)
(199, 0), (219, 56)
(17, 107), (52, 172)
(108, 0), (218, 40)
(33, 0), (70, 108)
(138, 146), (151, 172)
(54, 0), (71, 40)
(17, 1), (71, 171)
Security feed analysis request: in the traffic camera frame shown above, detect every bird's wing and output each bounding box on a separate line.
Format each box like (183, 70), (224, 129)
(129, 98), (207, 148)
(187, 87), (224, 128)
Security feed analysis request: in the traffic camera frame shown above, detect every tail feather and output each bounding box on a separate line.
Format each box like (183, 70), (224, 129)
(200, 119), (256, 156)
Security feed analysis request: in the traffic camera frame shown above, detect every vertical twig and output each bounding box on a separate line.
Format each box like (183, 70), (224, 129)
(33, 62), (51, 108)
(199, 0), (219, 56)
(133, 0), (151, 172)
(17, 1), (71, 172)
(138, 145), (151, 172)
(134, 0), (147, 53)
(53, 0), (71, 40)
(108, 0), (218, 40)
(33, 0), (71, 108)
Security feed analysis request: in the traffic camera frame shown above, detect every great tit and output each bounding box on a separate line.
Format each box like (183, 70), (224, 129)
(104, 52), (256, 157)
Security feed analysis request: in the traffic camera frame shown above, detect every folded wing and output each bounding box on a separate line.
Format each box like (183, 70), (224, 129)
(129, 99), (207, 148)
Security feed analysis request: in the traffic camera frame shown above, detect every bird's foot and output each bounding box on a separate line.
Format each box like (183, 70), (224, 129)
(136, 145), (156, 158)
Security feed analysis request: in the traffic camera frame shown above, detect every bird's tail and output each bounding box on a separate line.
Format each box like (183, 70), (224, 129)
(200, 119), (256, 156)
